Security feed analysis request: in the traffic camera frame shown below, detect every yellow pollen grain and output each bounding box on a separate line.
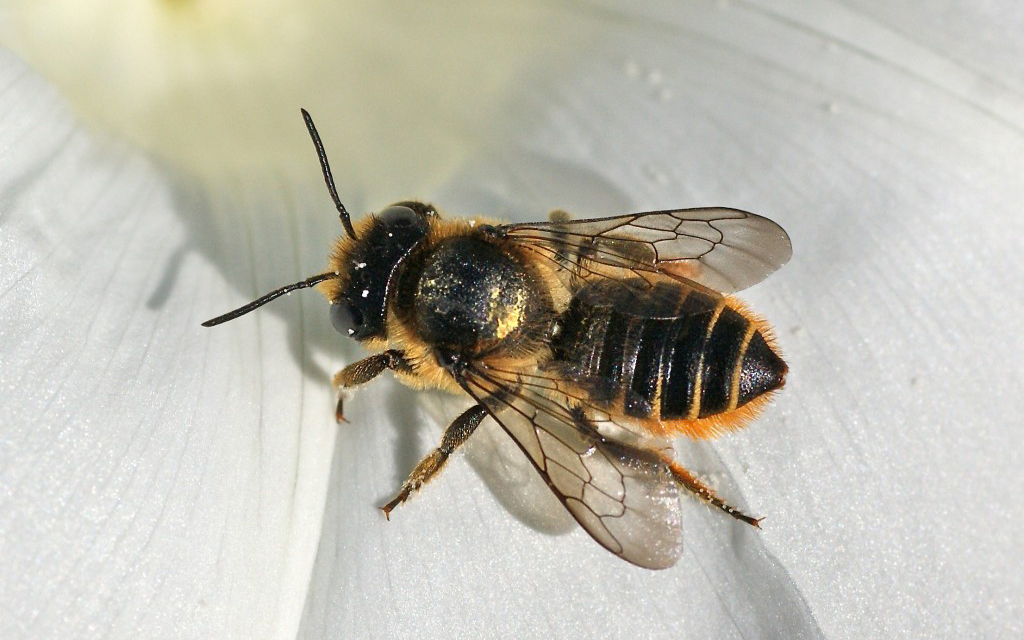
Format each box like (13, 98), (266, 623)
(492, 287), (525, 340)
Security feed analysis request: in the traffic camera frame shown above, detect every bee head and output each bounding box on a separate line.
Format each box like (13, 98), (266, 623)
(201, 110), (431, 334)
(329, 202), (432, 341)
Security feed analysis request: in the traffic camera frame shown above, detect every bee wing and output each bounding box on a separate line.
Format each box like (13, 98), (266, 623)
(458, 361), (683, 569)
(499, 207), (791, 294)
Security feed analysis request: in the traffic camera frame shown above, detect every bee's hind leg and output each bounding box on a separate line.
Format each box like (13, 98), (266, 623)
(333, 349), (411, 422)
(380, 403), (488, 519)
(664, 457), (763, 528)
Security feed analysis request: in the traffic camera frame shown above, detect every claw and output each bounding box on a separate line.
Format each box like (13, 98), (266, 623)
(380, 487), (411, 520)
(380, 494), (405, 520)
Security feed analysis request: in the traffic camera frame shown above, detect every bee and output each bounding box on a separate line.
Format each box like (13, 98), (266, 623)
(203, 109), (792, 569)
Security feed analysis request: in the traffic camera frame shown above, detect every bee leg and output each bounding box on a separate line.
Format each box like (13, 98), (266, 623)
(548, 209), (572, 222)
(380, 404), (488, 519)
(665, 459), (763, 528)
(333, 350), (411, 422)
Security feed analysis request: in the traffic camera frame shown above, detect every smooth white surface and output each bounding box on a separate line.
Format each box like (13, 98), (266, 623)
(0, 52), (337, 639)
(1, 2), (1022, 639)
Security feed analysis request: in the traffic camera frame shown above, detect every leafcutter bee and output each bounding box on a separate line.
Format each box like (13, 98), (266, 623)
(203, 109), (792, 569)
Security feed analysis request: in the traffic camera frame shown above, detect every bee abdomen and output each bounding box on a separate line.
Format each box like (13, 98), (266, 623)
(551, 283), (786, 424)
(660, 303), (787, 420)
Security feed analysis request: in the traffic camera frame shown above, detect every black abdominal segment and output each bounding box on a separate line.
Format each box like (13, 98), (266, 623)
(551, 282), (786, 421)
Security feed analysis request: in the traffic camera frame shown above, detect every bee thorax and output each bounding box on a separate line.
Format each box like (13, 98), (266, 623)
(410, 236), (544, 355)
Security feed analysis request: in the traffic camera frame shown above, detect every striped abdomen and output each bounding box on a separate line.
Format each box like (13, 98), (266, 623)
(549, 281), (786, 428)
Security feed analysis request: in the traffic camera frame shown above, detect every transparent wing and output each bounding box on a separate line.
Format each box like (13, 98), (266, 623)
(457, 361), (683, 569)
(499, 207), (791, 294)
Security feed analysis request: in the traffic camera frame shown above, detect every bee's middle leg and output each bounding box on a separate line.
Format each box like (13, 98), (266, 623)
(380, 403), (488, 519)
(333, 349), (411, 422)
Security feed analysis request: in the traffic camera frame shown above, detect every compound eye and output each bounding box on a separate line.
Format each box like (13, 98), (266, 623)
(330, 300), (364, 337)
(377, 205), (419, 227)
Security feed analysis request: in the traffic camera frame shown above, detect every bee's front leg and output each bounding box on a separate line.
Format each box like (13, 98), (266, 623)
(332, 349), (411, 422)
(380, 403), (488, 519)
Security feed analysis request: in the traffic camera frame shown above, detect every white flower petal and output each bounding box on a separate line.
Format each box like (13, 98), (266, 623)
(5, 1), (1023, 639)
(0, 0), (574, 199)
(0, 50), (337, 639)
